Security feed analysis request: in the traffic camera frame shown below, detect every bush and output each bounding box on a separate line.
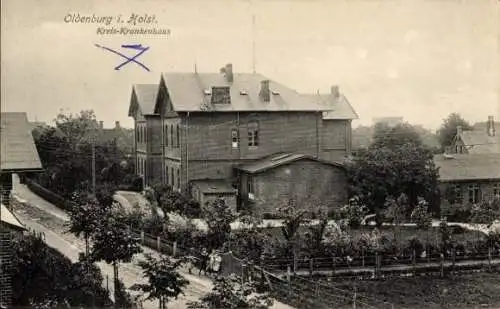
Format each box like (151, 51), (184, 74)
(441, 201), (473, 222)
(25, 178), (71, 210)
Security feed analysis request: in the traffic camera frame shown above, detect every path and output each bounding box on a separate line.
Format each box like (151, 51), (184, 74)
(11, 176), (294, 309)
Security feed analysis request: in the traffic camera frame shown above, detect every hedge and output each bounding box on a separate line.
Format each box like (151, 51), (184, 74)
(25, 178), (72, 211)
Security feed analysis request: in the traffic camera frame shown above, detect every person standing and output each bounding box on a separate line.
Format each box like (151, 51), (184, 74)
(199, 248), (209, 276)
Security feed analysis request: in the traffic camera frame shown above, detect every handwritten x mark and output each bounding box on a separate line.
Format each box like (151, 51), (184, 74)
(95, 44), (150, 72)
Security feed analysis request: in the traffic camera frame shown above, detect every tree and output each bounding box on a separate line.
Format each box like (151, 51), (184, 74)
(278, 201), (309, 263)
(348, 125), (439, 223)
(187, 274), (273, 309)
(231, 215), (273, 262)
(382, 194), (410, 242)
(54, 109), (99, 149)
(11, 233), (112, 308)
(372, 122), (423, 149)
(91, 211), (143, 307)
(147, 183), (201, 218)
(203, 198), (237, 250)
(436, 113), (472, 150)
(67, 192), (112, 256)
(411, 198), (433, 230)
(337, 197), (368, 228)
(302, 207), (329, 258)
(131, 253), (189, 309)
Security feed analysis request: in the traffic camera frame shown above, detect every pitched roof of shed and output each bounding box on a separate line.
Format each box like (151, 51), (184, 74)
(1, 203), (26, 230)
(161, 72), (334, 112)
(129, 84), (158, 116)
(302, 93), (359, 120)
(1, 112), (43, 171)
(434, 153), (500, 182)
(236, 152), (345, 174)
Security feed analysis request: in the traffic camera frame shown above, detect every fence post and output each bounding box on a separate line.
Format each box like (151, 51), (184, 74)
(286, 265), (292, 297)
(309, 258), (314, 278)
(488, 246), (492, 271)
(440, 253), (444, 278)
(140, 231), (144, 245)
(332, 254), (336, 276)
(352, 286), (357, 309)
(173, 241), (177, 257)
(362, 249), (365, 267)
(156, 236), (161, 251)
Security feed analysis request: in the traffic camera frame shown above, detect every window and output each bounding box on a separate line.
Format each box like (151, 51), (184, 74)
(494, 184), (500, 197)
(211, 86), (231, 104)
(247, 176), (255, 200)
(143, 126), (147, 143)
(166, 166), (170, 185)
(231, 128), (239, 149)
(164, 124), (169, 147)
(136, 126), (140, 142)
(247, 121), (259, 147)
(171, 167), (175, 188)
(176, 124), (180, 148)
(468, 184), (481, 204)
(453, 184), (463, 204)
(170, 124), (174, 148)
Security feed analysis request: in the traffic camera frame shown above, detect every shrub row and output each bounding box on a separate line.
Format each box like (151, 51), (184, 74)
(25, 178), (72, 211)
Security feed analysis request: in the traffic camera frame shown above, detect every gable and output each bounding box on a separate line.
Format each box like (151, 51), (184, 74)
(155, 76), (178, 117)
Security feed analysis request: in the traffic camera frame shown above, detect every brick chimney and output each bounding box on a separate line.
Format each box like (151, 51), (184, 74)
(331, 85), (340, 99)
(224, 63), (233, 83)
(115, 121), (120, 129)
(487, 115), (495, 136)
(259, 80), (270, 102)
(99, 121), (104, 129)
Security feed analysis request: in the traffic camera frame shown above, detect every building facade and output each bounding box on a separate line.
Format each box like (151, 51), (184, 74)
(434, 153), (500, 207)
(128, 64), (358, 212)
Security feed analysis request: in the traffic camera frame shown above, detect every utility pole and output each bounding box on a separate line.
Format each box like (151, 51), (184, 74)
(92, 139), (96, 197)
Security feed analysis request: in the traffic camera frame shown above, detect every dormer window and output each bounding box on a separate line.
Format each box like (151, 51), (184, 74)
(211, 86), (231, 104)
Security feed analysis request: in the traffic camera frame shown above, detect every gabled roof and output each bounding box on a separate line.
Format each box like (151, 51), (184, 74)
(236, 152), (345, 174)
(457, 130), (500, 154)
(1, 112), (43, 171)
(160, 72), (333, 112)
(434, 153), (500, 182)
(191, 179), (237, 194)
(128, 84), (159, 117)
(1, 203), (26, 230)
(302, 93), (359, 120)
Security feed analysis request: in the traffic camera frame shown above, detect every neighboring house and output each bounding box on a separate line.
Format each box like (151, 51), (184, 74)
(1, 203), (26, 308)
(0, 112), (41, 308)
(1, 112), (43, 204)
(128, 63), (358, 212)
(434, 153), (500, 205)
(372, 117), (404, 127)
(450, 116), (500, 154)
(97, 121), (134, 154)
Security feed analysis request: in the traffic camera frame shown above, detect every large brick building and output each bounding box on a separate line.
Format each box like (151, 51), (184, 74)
(128, 64), (358, 213)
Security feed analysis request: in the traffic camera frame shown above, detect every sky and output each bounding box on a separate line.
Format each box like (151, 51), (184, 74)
(1, 0), (499, 130)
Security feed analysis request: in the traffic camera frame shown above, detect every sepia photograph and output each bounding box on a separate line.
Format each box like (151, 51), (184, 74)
(1, 0), (499, 308)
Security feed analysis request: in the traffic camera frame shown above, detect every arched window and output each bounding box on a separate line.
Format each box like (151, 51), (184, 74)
(247, 121), (259, 147)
